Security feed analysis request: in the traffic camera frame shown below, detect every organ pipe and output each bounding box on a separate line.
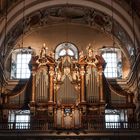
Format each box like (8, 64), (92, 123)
(80, 65), (86, 102)
(99, 70), (104, 102)
(49, 66), (55, 102)
(31, 73), (35, 102)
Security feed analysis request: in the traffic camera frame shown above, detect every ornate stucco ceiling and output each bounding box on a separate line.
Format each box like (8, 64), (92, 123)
(4, 5), (132, 56)
(0, 0), (139, 67)
(0, 0), (139, 92)
(0, 0), (140, 18)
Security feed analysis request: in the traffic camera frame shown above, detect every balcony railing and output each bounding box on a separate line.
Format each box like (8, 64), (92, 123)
(0, 121), (139, 131)
(86, 122), (140, 130)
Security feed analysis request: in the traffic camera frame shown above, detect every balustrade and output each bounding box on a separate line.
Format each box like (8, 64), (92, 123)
(0, 121), (139, 131)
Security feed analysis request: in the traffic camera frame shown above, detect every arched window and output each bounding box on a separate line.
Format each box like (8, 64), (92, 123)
(8, 110), (30, 129)
(101, 48), (122, 78)
(11, 48), (32, 79)
(55, 42), (78, 60)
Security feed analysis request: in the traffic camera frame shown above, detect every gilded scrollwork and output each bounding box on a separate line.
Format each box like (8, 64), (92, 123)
(30, 45), (106, 110)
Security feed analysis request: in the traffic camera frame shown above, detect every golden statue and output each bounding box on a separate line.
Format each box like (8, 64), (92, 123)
(39, 43), (48, 59)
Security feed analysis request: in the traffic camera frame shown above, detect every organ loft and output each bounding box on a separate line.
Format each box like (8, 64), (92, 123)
(30, 45), (106, 129)
(0, 44), (135, 130)
(0, 1), (140, 139)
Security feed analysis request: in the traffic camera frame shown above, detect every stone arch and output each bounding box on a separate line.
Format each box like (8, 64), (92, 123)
(0, 0), (139, 62)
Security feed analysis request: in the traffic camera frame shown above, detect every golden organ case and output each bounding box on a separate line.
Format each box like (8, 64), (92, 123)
(29, 46), (107, 129)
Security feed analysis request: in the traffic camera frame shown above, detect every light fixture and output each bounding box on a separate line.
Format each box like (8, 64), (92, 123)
(0, 0), (8, 98)
(21, 0), (25, 49)
(131, 0), (136, 58)
(111, 0), (115, 50)
(3, 0), (8, 58)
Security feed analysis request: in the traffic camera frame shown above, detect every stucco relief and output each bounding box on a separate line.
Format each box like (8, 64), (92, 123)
(0, 5), (134, 61)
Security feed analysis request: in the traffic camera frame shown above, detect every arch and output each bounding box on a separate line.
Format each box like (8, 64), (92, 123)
(0, 0), (139, 62)
(55, 42), (78, 60)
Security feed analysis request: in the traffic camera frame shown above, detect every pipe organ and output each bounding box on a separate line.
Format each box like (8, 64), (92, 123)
(1, 45), (135, 130)
(35, 68), (49, 103)
(86, 67), (100, 103)
(29, 45), (106, 129)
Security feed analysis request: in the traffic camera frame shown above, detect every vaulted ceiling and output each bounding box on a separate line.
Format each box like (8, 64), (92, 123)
(0, 0), (140, 67)
(0, 0), (139, 18)
(0, 0), (139, 92)
(125, 0), (140, 17)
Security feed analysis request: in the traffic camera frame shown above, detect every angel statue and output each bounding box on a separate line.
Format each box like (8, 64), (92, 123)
(86, 43), (94, 58)
(39, 43), (48, 58)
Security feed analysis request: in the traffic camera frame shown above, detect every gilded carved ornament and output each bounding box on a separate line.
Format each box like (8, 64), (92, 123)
(31, 45), (105, 93)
